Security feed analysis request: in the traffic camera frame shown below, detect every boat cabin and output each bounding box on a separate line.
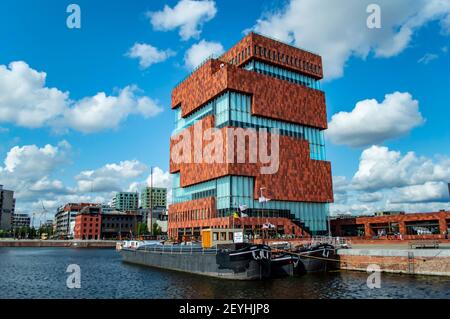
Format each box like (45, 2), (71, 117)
(201, 228), (245, 248)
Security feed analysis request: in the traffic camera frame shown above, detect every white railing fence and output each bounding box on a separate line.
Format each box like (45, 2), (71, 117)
(309, 236), (352, 248)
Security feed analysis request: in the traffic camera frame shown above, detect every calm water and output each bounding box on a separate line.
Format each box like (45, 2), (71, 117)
(0, 247), (449, 299)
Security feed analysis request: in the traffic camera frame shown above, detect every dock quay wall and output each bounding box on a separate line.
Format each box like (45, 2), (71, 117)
(337, 249), (450, 276)
(0, 240), (116, 248)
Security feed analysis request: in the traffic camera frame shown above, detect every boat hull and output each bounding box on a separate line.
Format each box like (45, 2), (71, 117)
(297, 244), (336, 274)
(270, 254), (297, 277)
(120, 244), (271, 280)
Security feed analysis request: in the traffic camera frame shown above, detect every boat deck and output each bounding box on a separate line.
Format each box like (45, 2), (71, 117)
(135, 244), (219, 255)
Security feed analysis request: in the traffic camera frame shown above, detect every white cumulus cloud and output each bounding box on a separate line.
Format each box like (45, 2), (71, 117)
(65, 86), (163, 133)
(418, 53), (439, 64)
(331, 145), (450, 215)
(0, 61), (163, 133)
(0, 141), (72, 201)
(250, 0), (450, 79)
(128, 167), (173, 204)
(145, 167), (172, 189)
(353, 146), (450, 192)
(358, 192), (384, 203)
(2, 141), (71, 180)
(184, 40), (224, 69)
(390, 182), (449, 204)
(0, 142), (173, 219)
(127, 43), (176, 69)
(148, 0), (217, 41)
(327, 92), (424, 147)
(0, 61), (68, 128)
(76, 160), (148, 193)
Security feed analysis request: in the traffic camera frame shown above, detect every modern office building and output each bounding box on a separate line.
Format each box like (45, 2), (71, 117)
(11, 213), (31, 229)
(100, 211), (142, 239)
(168, 32), (333, 240)
(140, 206), (168, 234)
(55, 203), (97, 238)
(101, 203), (115, 214)
(0, 185), (15, 231)
(42, 219), (54, 230)
(140, 187), (167, 209)
(112, 192), (139, 211)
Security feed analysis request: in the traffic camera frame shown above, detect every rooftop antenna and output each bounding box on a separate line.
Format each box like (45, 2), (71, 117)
(31, 201), (48, 230)
(259, 187), (269, 243)
(39, 201), (48, 229)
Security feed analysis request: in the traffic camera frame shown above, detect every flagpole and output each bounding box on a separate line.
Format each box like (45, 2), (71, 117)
(260, 187), (266, 244)
(232, 199), (235, 230)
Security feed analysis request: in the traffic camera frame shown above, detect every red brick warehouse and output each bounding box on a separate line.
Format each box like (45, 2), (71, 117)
(168, 32), (334, 241)
(73, 206), (102, 240)
(331, 211), (450, 240)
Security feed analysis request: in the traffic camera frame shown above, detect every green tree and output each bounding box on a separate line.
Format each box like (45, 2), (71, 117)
(16, 227), (25, 239)
(28, 227), (37, 239)
(152, 223), (162, 236)
(38, 224), (54, 238)
(137, 223), (148, 236)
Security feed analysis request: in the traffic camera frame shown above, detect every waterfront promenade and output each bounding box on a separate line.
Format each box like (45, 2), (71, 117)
(0, 239), (116, 248)
(337, 248), (450, 277)
(260, 237), (450, 276)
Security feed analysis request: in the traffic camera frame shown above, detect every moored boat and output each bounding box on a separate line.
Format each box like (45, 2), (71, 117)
(119, 228), (272, 280)
(120, 242), (272, 280)
(270, 242), (336, 276)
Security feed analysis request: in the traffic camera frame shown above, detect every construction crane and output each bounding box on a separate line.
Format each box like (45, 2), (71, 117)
(31, 201), (51, 229)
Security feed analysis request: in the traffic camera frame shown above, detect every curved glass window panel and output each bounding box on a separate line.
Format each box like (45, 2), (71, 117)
(173, 102), (213, 135)
(215, 91), (327, 160)
(243, 60), (322, 90)
(172, 174), (328, 232)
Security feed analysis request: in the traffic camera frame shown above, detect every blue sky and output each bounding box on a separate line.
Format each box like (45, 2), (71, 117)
(0, 0), (449, 219)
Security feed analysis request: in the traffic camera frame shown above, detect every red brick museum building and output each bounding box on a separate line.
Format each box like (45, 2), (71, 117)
(168, 33), (334, 240)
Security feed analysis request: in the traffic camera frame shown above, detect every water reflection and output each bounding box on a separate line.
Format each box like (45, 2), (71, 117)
(0, 248), (448, 299)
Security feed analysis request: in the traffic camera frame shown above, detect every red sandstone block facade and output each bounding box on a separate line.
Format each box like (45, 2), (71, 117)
(172, 60), (328, 129)
(219, 32), (323, 79)
(170, 116), (333, 203)
(331, 211), (450, 238)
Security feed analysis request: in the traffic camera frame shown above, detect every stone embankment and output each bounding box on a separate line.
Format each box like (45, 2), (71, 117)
(337, 248), (450, 276)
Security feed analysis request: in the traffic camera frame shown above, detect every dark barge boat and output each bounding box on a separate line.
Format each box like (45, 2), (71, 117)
(119, 229), (339, 280)
(120, 242), (272, 280)
(270, 243), (336, 277)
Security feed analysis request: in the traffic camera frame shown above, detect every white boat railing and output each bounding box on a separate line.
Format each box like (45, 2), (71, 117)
(309, 236), (352, 248)
(139, 244), (220, 255)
